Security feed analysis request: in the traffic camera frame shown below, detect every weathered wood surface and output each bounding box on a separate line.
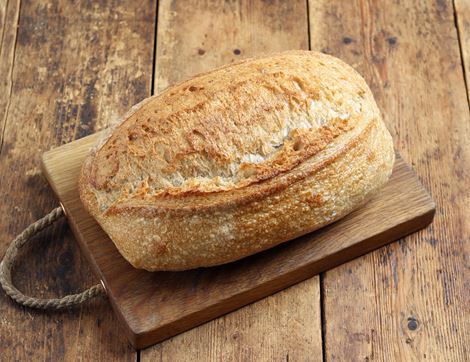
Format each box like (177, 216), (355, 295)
(148, 279), (320, 361)
(147, 0), (321, 359)
(0, 0), (155, 360)
(1, 0), (469, 360)
(309, 0), (470, 360)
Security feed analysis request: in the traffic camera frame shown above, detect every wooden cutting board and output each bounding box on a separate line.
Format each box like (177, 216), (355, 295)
(41, 132), (435, 349)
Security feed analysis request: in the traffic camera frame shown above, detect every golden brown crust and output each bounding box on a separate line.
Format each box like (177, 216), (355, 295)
(79, 50), (395, 271)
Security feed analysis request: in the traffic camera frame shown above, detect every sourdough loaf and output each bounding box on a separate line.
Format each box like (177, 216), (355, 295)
(79, 50), (395, 271)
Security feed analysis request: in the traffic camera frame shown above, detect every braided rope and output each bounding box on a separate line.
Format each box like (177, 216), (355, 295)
(0, 207), (105, 310)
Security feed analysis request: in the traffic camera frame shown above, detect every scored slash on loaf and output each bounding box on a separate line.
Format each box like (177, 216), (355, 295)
(79, 50), (395, 271)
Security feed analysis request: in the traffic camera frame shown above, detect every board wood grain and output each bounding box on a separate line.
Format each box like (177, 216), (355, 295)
(309, 0), (470, 360)
(41, 131), (434, 349)
(0, 0), (155, 360)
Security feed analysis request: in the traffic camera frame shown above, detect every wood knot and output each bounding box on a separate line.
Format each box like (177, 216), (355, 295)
(387, 36), (397, 45)
(407, 317), (418, 331)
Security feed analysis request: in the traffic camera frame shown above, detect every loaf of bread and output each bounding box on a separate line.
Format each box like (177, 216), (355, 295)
(79, 50), (395, 271)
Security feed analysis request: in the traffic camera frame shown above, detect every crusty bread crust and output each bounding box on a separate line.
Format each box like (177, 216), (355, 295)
(79, 50), (395, 271)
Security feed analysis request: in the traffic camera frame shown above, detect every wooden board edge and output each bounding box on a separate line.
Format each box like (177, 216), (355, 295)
(40, 154), (140, 349)
(133, 205), (435, 349)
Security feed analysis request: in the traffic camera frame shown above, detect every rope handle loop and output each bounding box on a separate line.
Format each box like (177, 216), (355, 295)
(0, 206), (105, 310)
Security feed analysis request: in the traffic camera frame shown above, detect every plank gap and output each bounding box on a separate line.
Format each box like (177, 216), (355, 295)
(319, 273), (327, 362)
(453, 0), (470, 106)
(306, 0), (312, 51)
(150, 0), (159, 96)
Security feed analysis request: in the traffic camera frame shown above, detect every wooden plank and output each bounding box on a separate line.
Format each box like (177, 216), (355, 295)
(42, 124), (434, 350)
(146, 0), (317, 359)
(149, 0), (321, 361)
(0, 0), (156, 360)
(154, 0), (309, 93)
(455, 0), (470, 102)
(0, 0), (20, 152)
(309, 0), (470, 360)
(149, 279), (320, 361)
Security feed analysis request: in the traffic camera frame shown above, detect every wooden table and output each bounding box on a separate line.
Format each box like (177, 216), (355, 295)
(0, 0), (468, 360)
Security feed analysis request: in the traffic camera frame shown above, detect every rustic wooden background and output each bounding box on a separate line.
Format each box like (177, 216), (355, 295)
(0, 0), (468, 360)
